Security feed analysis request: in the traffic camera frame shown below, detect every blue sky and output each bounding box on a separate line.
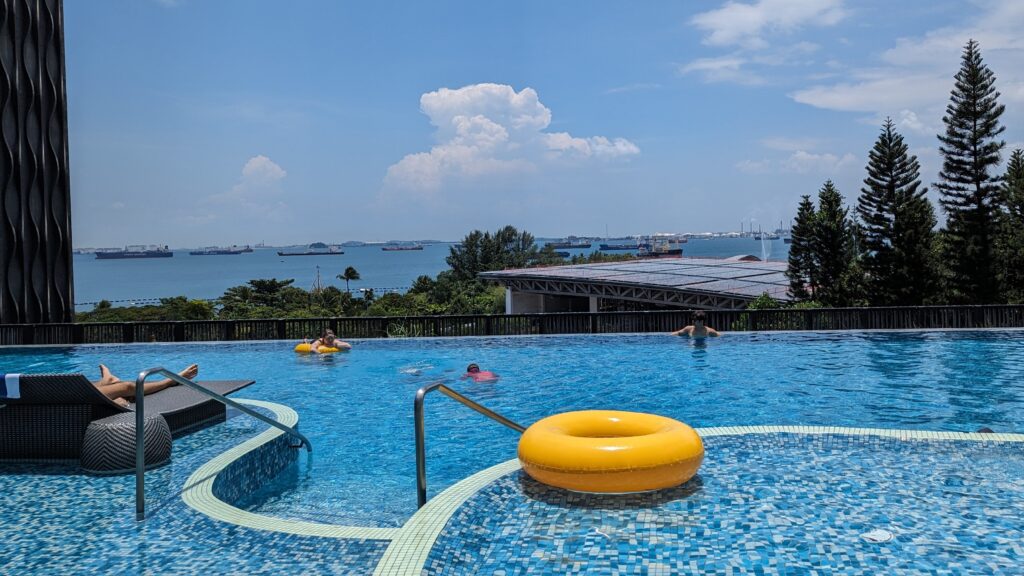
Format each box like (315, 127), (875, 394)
(65, 0), (1024, 247)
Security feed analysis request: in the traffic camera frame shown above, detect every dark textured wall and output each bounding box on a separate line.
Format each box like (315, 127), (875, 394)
(0, 0), (73, 324)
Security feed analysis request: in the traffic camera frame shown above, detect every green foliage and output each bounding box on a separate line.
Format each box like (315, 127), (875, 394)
(786, 195), (817, 301)
(338, 266), (361, 293)
(935, 39), (1006, 304)
(997, 149), (1024, 302)
(857, 118), (939, 305)
(746, 293), (782, 310)
(446, 225), (538, 281)
(77, 296), (215, 322)
(569, 251), (635, 264)
(811, 181), (862, 306)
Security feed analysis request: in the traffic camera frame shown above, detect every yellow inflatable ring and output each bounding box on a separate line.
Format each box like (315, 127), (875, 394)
(294, 343), (341, 354)
(518, 410), (704, 493)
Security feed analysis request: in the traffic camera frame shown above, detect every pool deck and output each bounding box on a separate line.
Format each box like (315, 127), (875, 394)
(2, 402), (1022, 575)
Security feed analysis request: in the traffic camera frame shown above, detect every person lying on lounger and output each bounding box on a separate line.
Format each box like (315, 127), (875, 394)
(92, 364), (198, 408)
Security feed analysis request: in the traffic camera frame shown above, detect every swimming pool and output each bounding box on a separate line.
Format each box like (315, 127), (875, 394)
(2, 330), (1023, 573)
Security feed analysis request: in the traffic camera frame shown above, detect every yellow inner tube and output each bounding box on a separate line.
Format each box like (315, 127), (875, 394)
(517, 410), (704, 493)
(294, 343), (340, 354)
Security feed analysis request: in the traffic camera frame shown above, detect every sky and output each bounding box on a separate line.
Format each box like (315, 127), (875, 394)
(65, 0), (1024, 247)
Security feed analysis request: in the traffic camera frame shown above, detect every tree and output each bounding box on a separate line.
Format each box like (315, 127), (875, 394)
(786, 195), (817, 301)
(813, 180), (861, 306)
(857, 118), (938, 305)
(997, 149), (1024, 302)
(446, 225), (538, 281)
(338, 266), (360, 293)
(935, 39), (1006, 304)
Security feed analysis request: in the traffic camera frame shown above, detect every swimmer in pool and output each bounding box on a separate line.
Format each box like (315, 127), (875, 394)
(671, 311), (720, 338)
(461, 363), (499, 383)
(310, 329), (351, 352)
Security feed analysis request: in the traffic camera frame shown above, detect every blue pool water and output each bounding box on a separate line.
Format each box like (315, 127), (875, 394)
(3, 330), (1024, 528)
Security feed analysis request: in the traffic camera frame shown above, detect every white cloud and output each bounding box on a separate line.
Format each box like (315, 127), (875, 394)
(678, 56), (764, 85)
(682, 2), (838, 84)
(384, 84), (639, 193)
(690, 0), (846, 49)
(111, 201), (126, 210)
(194, 155), (290, 225)
(736, 150), (856, 174)
(783, 150), (856, 174)
(760, 136), (822, 152)
(240, 155), (287, 185)
(791, 0), (1024, 125)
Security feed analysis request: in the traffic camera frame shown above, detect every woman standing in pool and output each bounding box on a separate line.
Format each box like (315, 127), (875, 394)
(671, 311), (720, 338)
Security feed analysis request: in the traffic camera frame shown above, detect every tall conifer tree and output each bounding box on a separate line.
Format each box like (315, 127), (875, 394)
(786, 195), (817, 301)
(935, 39), (1006, 303)
(858, 118), (938, 305)
(997, 149), (1024, 302)
(813, 181), (860, 306)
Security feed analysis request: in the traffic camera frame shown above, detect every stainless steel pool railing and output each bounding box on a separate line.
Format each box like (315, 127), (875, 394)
(134, 367), (312, 521)
(414, 382), (525, 508)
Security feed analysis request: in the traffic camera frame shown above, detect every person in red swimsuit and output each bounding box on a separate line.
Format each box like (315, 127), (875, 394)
(461, 363), (499, 383)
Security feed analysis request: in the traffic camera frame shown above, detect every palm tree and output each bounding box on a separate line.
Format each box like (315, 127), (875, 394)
(338, 266), (360, 293)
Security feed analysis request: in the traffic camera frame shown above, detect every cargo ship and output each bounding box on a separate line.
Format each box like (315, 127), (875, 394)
(381, 244), (424, 251)
(95, 246), (173, 259)
(189, 245), (252, 256)
(546, 237), (592, 249)
(277, 244), (344, 256)
(599, 243), (637, 251)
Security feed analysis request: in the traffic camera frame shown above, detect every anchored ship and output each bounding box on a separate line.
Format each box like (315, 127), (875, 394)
(381, 244), (424, 251)
(189, 245), (252, 256)
(95, 245), (173, 260)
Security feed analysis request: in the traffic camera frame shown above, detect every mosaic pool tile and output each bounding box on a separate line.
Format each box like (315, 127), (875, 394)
(0, 405), (389, 575)
(424, 434), (1024, 575)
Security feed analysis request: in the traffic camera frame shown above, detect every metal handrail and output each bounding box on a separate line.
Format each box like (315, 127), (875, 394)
(134, 367), (312, 521)
(414, 382), (525, 508)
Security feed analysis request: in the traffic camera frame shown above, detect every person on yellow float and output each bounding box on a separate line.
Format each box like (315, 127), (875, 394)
(295, 329), (351, 353)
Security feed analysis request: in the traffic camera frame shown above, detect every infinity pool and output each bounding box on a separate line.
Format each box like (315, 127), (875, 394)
(3, 330), (1023, 529)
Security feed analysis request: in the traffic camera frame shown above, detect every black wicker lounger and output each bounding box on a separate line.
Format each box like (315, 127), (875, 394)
(0, 374), (254, 470)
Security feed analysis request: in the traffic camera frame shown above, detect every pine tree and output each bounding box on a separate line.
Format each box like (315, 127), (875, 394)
(857, 118), (938, 305)
(935, 39), (1006, 304)
(997, 149), (1024, 302)
(786, 195), (817, 301)
(813, 180), (860, 306)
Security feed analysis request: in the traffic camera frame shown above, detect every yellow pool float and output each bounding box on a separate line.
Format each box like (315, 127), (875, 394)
(294, 343), (341, 354)
(517, 410), (704, 493)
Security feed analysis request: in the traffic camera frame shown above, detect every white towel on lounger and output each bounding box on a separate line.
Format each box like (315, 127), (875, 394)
(0, 374), (21, 399)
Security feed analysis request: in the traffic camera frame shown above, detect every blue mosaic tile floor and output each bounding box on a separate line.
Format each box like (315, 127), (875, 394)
(0, 408), (388, 575)
(425, 434), (1024, 575)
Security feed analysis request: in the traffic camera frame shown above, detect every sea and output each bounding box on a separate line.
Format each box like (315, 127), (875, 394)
(73, 238), (790, 310)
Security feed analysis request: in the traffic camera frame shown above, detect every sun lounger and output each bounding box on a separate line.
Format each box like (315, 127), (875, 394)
(0, 373), (254, 466)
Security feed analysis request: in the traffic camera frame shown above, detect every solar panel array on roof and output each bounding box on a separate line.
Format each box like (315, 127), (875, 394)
(480, 257), (792, 301)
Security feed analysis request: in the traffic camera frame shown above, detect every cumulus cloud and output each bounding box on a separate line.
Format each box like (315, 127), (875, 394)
(690, 0), (846, 49)
(384, 84), (639, 192)
(197, 155), (289, 223)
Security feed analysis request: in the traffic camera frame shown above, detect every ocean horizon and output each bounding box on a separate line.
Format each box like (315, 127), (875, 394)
(72, 237), (789, 310)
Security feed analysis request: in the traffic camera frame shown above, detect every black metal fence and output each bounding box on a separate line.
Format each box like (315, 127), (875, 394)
(2, 305), (1024, 346)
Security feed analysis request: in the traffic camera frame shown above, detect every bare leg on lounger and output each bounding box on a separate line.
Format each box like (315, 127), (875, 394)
(93, 364), (199, 407)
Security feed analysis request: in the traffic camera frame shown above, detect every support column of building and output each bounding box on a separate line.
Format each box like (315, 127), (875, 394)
(588, 296), (599, 313)
(0, 0), (74, 324)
